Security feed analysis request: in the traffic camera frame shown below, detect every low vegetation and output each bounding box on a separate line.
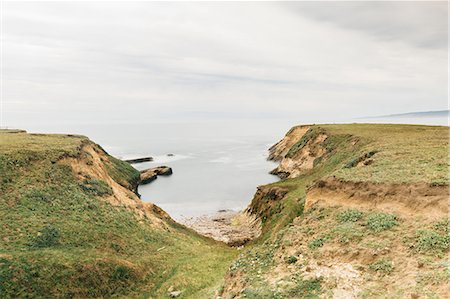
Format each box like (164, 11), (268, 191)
(0, 130), (236, 298)
(221, 124), (449, 298)
(336, 208), (364, 223)
(2, 123), (449, 298)
(366, 213), (398, 232)
(369, 259), (394, 275)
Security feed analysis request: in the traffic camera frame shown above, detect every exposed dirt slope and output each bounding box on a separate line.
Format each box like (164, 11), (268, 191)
(221, 124), (449, 299)
(306, 177), (449, 220)
(63, 143), (171, 225)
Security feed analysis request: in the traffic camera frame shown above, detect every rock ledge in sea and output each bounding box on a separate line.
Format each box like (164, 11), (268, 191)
(124, 156), (154, 164)
(140, 166), (173, 184)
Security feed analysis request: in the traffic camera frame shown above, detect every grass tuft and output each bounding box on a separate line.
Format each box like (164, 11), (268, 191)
(369, 259), (394, 275)
(79, 179), (113, 197)
(29, 225), (61, 248)
(285, 256), (298, 264)
(414, 230), (449, 255)
(308, 235), (328, 249)
(287, 278), (322, 298)
(336, 208), (363, 223)
(366, 213), (397, 232)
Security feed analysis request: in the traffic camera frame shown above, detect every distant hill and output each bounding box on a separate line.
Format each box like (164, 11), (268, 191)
(362, 109), (449, 119)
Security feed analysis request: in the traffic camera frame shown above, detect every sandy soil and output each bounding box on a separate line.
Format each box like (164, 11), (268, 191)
(181, 210), (261, 246)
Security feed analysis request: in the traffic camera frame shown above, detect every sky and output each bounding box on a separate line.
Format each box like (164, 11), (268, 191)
(1, 1), (448, 127)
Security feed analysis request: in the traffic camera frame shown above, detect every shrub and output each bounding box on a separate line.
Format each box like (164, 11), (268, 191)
(414, 230), (449, 255)
(29, 225), (61, 248)
(313, 157), (323, 168)
(336, 209), (363, 223)
(433, 219), (449, 235)
(241, 288), (283, 299)
(287, 278), (322, 298)
(308, 236), (328, 249)
(333, 223), (364, 243)
(285, 256), (298, 264)
(344, 157), (360, 169)
(369, 259), (394, 275)
(366, 213), (397, 232)
(344, 151), (378, 168)
(23, 189), (52, 202)
(79, 179), (113, 197)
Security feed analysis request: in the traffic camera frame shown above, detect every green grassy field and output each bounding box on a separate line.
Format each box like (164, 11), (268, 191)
(0, 130), (236, 298)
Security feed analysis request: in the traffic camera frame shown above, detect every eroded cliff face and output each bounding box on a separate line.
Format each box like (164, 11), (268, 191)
(268, 126), (329, 178)
(61, 142), (172, 226)
(221, 125), (449, 299)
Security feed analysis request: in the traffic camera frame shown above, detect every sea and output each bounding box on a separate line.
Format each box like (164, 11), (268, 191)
(21, 115), (448, 220)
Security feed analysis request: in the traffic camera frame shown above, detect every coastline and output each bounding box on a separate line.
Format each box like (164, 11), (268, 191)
(181, 210), (261, 246)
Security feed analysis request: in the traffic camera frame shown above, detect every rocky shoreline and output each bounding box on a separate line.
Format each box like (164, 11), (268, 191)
(181, 210), (261, 247)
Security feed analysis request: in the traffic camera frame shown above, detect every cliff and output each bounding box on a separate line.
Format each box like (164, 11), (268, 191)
(0, 130), (235, 298)
(1, 124), (448, 299)
(222, 124), (449, 298)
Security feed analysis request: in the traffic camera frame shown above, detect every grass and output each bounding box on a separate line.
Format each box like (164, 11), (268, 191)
(285, 255), (298, 264)
(322, 124), (449, 184)
(369, 259), (394, 275)
(308, 235), (328, 249)
(287, 277), (322, 298)
(218, 124), (447, 297)
(0, 130), (236, 298)
(366, 213), (398, 232)
(336, 208), (364, 223)
(79, 178), (113, 196)
(333, 222), (364, 243)
(414, 230), (449, 256)
(2, 123), (449, 298)
(28, 225), (61, 248)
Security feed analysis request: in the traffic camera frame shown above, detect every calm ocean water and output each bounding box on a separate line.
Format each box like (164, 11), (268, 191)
(23, 120), (294, 219)
(22, 116), (447, 220)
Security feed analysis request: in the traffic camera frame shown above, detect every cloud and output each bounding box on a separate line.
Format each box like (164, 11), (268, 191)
(2, 1), (448, 126)
(282, 1), (448, 49)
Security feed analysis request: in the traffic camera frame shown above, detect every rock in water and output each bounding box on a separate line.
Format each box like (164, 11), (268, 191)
(140, 166), (172, 185)
(140, 171), (158, 184)
(123, 157), (153, 164)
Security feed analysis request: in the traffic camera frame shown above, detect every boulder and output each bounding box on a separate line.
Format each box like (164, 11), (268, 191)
(153, 166), (173, 176)
(140, 166), (172, 185)
(140, 170), (157, 184)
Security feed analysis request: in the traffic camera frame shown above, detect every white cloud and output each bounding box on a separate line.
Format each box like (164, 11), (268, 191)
(2, 1), (448, 126)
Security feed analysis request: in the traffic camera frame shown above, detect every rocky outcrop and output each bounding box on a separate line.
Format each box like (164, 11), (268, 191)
(140, 166), (173, 184)
(268, 126), (310, 161)
(124, 156), (153, 164)
(246, 185), (289, 223)
(269, 127), (328, 178)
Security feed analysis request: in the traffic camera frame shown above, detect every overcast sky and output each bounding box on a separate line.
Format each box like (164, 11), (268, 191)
(2, 1), (448, 127)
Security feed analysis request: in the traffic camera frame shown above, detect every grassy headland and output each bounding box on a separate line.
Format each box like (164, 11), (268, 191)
(0, 130), (236, 298)
(223, 124), (449, 298)
(1, 124), (448, 298)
